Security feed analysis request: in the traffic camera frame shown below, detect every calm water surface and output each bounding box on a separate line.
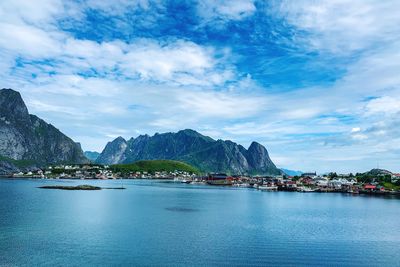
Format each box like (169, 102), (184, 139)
(0, 179), (399, 266)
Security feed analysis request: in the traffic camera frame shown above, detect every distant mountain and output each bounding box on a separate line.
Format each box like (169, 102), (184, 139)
(84, 151), (100, 162)
(96, 136), (128, 165)
(281, 168), (303, 176)
(0, 88), (88, 172)
(96, 129), (282, 175)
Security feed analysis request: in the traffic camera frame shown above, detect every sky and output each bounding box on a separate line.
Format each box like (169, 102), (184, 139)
(0, 0), (399, 173)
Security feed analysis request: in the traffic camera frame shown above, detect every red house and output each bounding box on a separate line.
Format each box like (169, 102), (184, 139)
(364, 184), (376, 191)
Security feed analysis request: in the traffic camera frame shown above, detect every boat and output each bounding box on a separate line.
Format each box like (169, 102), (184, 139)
(207, 180), (233, 186)
(298, 187), (316, 192)
(258, 185), (278, 191)
(190, 180), (206, 185)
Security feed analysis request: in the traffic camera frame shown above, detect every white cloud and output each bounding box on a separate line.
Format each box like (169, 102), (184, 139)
(177, 90), (265, 119)
(27, 99), (80, 116)
(197, 0), (256, 21)
(275, 0), (400, 54)
(122, 40), (229, 85)
(0, 0), (399, 173)
(0, 1), (235, 87)
(365, 96), (400, 116)
(0, 23), (63, 58)
(0, 23), (231, 87)
(351, 133), (367, 140)
(84, 0), (156, 15)
(0, 0), (64, 25)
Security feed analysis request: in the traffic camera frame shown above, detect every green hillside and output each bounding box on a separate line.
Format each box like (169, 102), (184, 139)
(110, 160), (200, 174)
(0, 155), (36, 168)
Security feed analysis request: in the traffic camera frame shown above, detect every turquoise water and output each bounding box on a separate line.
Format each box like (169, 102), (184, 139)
(0, 179), (399, 266)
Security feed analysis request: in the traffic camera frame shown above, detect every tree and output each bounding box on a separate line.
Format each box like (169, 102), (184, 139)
(328, 172), (338, 179)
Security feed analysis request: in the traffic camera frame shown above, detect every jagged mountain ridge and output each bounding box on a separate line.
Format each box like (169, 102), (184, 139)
(0, 88), (88, 166)
(96, 129), (282, 175)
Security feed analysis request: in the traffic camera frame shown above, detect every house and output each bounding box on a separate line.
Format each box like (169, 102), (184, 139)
(376, 185), (386, 192)
(328, 179), (342, 189)
(208, 173), (229, 180)
(364, 184), (376, 191)
(300, 177), (314, 185)
(314, 177), (328, 187)
(285, 181), (297, 188)
(391, 173), (400, 182)
(301, 172), (317, 178)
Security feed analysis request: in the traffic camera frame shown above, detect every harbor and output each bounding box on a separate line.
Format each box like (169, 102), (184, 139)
(3, 164), (399, 197)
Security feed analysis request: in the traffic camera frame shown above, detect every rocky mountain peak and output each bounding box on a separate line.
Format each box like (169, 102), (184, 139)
(0, 88), (88, 165)
(248, 141), (268, 154)
(114, 136), (126, 143)
(246, 141), (281, 174)
(95, 136), (128, 164)
(0, 88), (30, 122)
(178, 129), (199, 136)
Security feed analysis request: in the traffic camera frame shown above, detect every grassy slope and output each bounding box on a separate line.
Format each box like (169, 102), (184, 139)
(111, 160), (199, 174)
(381, 182), (400, 191)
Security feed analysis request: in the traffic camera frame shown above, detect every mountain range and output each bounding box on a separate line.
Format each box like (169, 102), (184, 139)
(0, 88), (88, 173)
(96, 129), (282, 175)
(0, 88), (281, 175)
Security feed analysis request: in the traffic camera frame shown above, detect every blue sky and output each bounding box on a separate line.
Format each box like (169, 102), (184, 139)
(1, 0), (400, 173)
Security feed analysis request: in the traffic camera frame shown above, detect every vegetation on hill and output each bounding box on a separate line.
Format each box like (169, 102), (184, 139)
(381, 182), (400, 191)
(354, 172), (392, 184)
(0, 155), (36, 168)
(110, 160), (200, 175)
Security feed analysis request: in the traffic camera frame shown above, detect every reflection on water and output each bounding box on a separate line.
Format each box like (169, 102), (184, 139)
(165, 207), (199, 212)
(0, 179), (400, 266)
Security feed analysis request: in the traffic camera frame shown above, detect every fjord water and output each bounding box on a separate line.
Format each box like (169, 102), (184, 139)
(1, 180), (399, 266)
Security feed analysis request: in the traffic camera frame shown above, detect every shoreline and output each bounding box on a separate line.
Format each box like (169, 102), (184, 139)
(2, 176), (399, 198)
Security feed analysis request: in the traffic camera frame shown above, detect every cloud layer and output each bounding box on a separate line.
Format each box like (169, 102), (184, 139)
(0, 0), (399, 173)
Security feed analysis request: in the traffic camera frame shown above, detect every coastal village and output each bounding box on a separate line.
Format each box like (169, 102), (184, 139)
(6, 164), (400, 196)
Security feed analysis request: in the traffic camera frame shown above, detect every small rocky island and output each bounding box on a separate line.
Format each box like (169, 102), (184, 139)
(38, 185), (125, 190)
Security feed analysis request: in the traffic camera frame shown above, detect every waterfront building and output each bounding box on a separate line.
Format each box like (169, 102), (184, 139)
(301, 172), (317, 178)
(208, 173), (229, 180)
(364, 184), (376, 191)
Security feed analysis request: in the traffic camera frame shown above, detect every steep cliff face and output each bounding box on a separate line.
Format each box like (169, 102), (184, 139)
(97, 129), (282, 175)
(0, 160), (20, 175)
(246, 142), (280, 174)
(95, 136), (128, 164)
(0, 89), (88, 165)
